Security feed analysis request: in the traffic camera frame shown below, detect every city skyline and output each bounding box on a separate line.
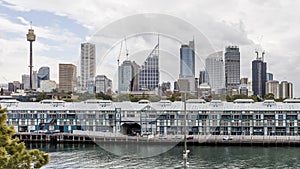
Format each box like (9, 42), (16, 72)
(1, 1), (300, 96)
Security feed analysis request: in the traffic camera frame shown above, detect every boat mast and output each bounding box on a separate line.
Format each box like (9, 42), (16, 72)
(183, 92), (189, 167)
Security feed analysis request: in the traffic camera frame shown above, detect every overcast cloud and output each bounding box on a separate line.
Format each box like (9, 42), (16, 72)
(1, 0), (300, 96)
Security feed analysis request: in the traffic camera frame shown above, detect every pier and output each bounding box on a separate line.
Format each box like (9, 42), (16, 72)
(13, 132), (300, 146)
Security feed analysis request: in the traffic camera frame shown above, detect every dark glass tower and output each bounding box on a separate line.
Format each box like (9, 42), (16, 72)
(252, 52), (267, 98)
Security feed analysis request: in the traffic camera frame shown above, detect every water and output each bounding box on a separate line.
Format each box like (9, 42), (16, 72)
(27, 143), (300, 168)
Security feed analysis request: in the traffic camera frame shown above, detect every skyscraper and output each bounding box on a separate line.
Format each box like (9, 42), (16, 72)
(266, 80), (280, 99)
(80, 43), (96, 91)
(266, 73), (273, 81)
(199, 70), (207, 85)
(205, 51), (225, 94)
(96, 75), (112, 94)
(138, 44), (159, 91)
(59, 64), (77, 93)
(252, 52), (267, 98)
(280, 81), (293, 99)
(224, 46), (240, 92)
(32, 71), (37, 89)
(180, 40), (195, 78)
(179, 39), (196, 93)
(37, 67), (50, 88)
(22, 74), (30, 90)
(118, 60), (140, 93)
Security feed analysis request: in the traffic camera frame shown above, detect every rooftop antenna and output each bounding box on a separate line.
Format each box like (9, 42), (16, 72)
(157, 32), (160, 57)
(262, 51), (265, 62)
(255, 50), (259, 60)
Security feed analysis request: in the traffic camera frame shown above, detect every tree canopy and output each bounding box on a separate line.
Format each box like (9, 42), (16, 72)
(0, 107), (49, 168)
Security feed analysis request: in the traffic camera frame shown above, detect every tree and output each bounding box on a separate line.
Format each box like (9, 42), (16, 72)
(0, 107), (49, 168)
(265, 93), (275, 100)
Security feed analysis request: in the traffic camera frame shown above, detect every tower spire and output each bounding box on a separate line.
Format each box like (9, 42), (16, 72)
(27, 22), (36, 90)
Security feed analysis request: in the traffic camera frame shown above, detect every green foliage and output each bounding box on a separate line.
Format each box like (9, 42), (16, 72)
(36, 93), (51, 102)
(76, 93), (96, 101)
(95, 92), (112, 100)
(264, 93), (275, 100)
(0, 107), (49, 168)
(226, 94), (262, 102)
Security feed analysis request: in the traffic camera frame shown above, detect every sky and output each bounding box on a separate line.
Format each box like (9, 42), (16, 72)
(0, 0), (300, 96)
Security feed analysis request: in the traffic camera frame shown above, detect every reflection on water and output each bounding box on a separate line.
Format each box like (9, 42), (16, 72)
(25, 143), (300, 169)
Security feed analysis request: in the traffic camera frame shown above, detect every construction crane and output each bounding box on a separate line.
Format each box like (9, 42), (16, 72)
(117, 36), (129, 66)
(117, 41), (123, 66)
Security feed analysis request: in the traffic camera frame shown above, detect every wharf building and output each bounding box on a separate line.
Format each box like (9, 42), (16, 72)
(3, 99), (300, 136)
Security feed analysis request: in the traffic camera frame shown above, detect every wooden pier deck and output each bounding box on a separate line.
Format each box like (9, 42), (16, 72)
(13, 132), (300, 146)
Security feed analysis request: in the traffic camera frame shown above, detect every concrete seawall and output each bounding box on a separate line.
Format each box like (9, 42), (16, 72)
(13, 132), (300, 146)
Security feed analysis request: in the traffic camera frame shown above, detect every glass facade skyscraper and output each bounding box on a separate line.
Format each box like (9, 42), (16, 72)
(37, 66), (50, 88)
(205, 51), (225, 94)
(252, 57), (267, 98)
(179, 40), (196, 93)
(118, 60), (134, 93)
(180, 40), (195, 78)
(138, 44), (159, 91)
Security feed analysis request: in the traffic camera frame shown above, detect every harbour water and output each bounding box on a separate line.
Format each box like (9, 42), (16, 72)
(26, 143), (300, 168)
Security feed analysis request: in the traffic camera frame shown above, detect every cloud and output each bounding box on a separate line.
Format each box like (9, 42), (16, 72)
(16, 16), (30, 25)
(1, 0), (300, 96)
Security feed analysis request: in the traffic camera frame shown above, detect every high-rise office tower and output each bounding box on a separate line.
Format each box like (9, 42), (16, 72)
(288, 82), (293, 99)
(118, 60), (140, 93)
(32, 71), (37, 89)
(205, 51), (225, 94)
(80, 43), (96, 91)
(59, 64), (77, 93)
(180, 40), (195, 78)
(266, 73), (273, 81)
(179, 39), (196, 93)
(8, 81), (22, 92)
(224, 46), (240, 92)
(131, 61), (140, 91)
(280, 81), (293, 99)
(96, 75), (112, 94)
(266, 80), (280, 99)
(240, 78), (249, 96)
(252, 51), (267, 98)
(138, 44), (159, 91)
(37, 67), (50, 88)
(22, 74), (30, 90)
(199, 70), (206, 85)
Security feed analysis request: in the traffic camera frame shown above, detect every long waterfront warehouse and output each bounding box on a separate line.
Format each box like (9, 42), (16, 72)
(1, 99), (300, 136)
